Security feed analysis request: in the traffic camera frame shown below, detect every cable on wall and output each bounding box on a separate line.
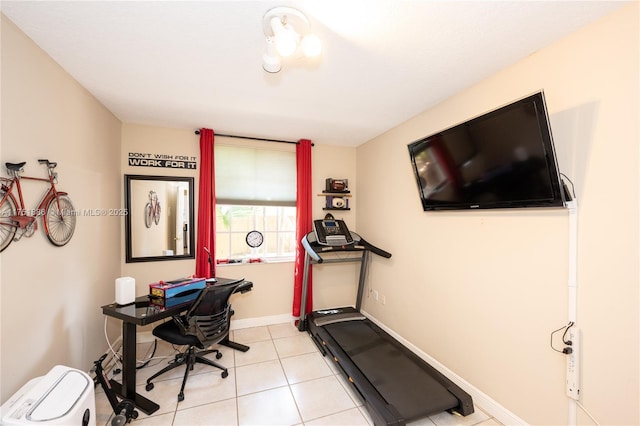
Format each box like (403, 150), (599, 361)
(563, 174), (585, 426)
(550, 321), (575, 353)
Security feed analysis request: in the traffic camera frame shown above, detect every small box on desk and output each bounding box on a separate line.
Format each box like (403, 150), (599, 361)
(149, 277), (206, 300)
(150, 289), (202, 308)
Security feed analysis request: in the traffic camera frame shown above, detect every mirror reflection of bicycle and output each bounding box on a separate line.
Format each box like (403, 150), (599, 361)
(0, 159), (76, 252)
(145, 190), (161, 228)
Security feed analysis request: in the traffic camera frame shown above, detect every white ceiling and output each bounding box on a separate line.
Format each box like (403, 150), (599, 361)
(2, 1), (627, 147)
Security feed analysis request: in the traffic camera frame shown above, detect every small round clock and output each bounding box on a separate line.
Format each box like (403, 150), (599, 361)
(246, 230), (264, 248)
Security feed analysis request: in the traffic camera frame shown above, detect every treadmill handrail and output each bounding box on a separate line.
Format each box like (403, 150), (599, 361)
(301, 233), (324, 262)
(356, 237), (392, 259)
(301, 231), (391, 263)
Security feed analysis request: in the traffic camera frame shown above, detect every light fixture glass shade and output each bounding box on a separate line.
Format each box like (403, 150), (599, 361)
(262, 38), (281, 73)
(270, 17), (298, 57)
(262, 53), (281, 73)
(301, 34), (322, 57)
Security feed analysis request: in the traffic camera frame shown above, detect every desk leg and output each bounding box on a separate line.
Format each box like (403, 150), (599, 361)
(121, 321), (136, 397)
(114, 321), (159, 415)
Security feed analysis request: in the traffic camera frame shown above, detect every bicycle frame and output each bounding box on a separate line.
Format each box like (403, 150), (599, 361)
(149, 191), (158, 210)
(0, 160), (76, 252)
(0, 170), (69, 231)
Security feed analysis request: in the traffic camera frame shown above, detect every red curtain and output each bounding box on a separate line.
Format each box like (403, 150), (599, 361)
(195, 128), (216, 278)
(293, 139), (313, 316)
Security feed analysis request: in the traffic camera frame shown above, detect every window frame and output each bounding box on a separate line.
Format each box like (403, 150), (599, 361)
(214, 140), (297, 262)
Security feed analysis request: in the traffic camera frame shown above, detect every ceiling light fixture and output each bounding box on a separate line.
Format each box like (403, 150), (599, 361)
(262, 6), (322, 73)
(262, 37), (282, 73)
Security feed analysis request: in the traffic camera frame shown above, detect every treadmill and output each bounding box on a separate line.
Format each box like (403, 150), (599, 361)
(298, 218), (474, 426)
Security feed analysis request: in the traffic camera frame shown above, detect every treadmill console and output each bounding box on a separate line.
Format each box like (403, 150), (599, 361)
(313, 219), (354, 246)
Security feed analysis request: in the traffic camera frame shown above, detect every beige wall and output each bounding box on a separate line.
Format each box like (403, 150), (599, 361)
(120, 123), (200, 290)
(2, 5), (637, 424)
(356, 4), (639, 425)
(120, 124), (359, 329)
(0, 15), (122, 401)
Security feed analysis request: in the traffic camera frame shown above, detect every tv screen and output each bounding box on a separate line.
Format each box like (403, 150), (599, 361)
(408, 92), (566, 211)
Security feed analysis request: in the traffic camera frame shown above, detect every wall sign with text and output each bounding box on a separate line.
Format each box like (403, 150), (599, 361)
(128, 153), (197, 169)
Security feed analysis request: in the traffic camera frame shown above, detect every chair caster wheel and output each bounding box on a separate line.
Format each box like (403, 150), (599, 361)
(178, 392), (184, 402)
(216, 352), (222, 359)
(221, 370), (229, 378)
(145, 383), (154, 391)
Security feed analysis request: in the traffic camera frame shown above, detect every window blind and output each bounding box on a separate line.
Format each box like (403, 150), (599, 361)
(215, 145), (296, 206)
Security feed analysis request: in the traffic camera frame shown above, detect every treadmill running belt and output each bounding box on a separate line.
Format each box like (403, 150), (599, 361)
(325, 321), (458, 421)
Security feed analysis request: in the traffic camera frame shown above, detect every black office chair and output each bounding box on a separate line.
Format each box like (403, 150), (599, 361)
(144, 281), (245, 402)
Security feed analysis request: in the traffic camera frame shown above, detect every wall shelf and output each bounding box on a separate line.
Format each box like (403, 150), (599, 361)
(318, 191), (351, 210)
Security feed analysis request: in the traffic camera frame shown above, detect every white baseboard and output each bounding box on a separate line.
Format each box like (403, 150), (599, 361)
(361, 309), (528, 426)
(135, 313), (295, 343)
(230, 313), (294, 330)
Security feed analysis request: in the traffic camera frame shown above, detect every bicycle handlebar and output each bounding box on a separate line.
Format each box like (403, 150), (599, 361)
(38, 159), (57, 168)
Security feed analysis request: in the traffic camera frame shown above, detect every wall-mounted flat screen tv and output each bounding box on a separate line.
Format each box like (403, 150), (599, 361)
(408, 92), (566, 211)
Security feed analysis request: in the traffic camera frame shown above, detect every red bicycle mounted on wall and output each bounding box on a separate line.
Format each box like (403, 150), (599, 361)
(0, 159), (76, 252)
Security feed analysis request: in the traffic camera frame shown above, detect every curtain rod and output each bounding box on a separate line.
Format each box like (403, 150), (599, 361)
(194, 130), (312, 145)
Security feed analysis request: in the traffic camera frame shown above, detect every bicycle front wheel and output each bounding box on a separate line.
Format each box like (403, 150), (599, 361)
(44, 194), (76, 247)
(144, 203), (152, 228)
(0, 191), (18, 252)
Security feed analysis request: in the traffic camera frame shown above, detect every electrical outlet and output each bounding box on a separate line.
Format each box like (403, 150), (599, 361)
(381, 295), (386, 305)
(373, 290), (379, 301)
(566, 327), (580, 400)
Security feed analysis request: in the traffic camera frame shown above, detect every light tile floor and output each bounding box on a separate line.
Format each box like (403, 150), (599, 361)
(95, 322), (502, 426)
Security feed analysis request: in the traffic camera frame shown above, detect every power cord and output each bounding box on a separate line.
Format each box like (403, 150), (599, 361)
(560, 173), (577, 200)
(135, 339), (157, 369)
(103, 316), (123, 372)
(550, 321), (574, 354)
(103, 316), (174, 373)
(576, 400), (601, 426)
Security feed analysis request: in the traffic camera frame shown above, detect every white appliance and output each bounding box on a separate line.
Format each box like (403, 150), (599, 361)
(1, 365), (96, 426)
(115, 276), (136, 305)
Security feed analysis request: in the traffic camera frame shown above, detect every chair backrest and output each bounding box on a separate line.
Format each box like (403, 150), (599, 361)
(183, 281), (244, 347)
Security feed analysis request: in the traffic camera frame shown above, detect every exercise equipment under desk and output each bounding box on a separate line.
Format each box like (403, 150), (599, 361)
(101, 276), (251, 414)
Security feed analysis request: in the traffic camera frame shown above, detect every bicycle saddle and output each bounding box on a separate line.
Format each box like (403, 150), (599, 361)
(5, 162), (26, 171)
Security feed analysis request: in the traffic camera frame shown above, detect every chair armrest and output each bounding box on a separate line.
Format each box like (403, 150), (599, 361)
(172, 315), (189, 334)
(235, 281), (253, 294)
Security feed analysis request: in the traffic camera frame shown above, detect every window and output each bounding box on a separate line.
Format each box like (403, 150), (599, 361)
(215, 205), (296, 259)
(215, 143), (297, 261)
